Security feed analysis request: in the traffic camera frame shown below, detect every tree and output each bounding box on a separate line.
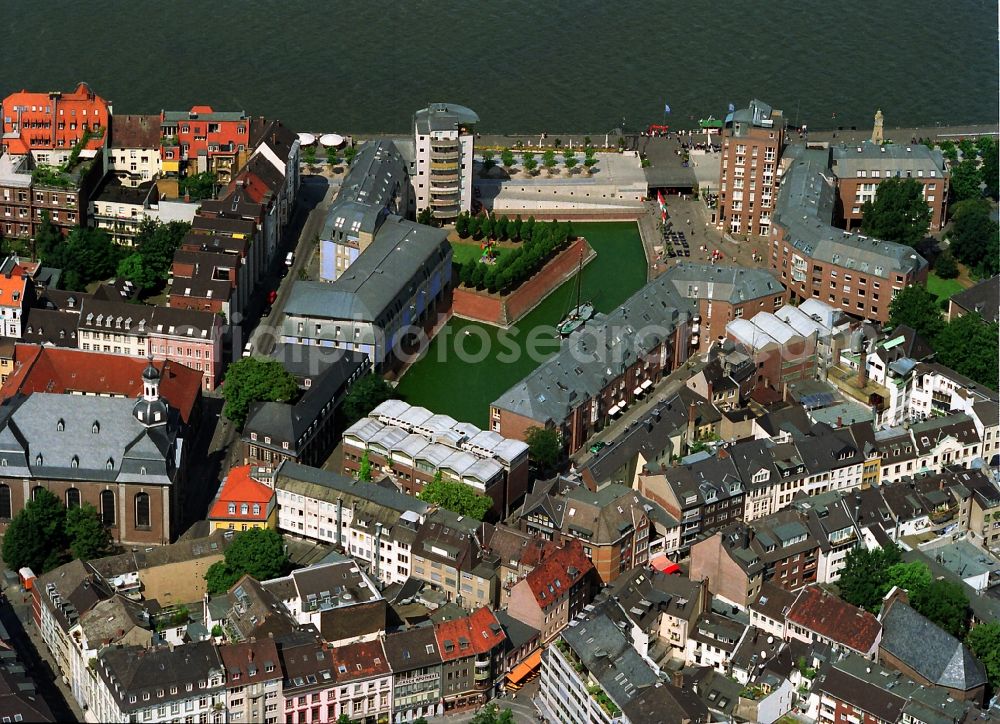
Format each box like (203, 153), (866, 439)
(205, 528), (289, 594)
(417, 207), (434, 226)
(950, 159), (983, 203)
(542, 149), (558, 174)
(525, 426), (563, 476)
(221, 358), (299, 429)
(470, 215), (484, 240)
(455, 213), (470, 239)
(860, 177), (932, 248)
(934, 313), (999, 390)
(979, 137), (999, 199)
(2, 488), (68, 573)
(116, 253), (160, 293)
(66, 504), (112, 561)
(33, 211), (63, 260)
(135, 220), (191, 280)
(179, 172), (217, 201)
(888, 285), (943, 342)
(522, 152), (537, 175)
(417, 473), (492, 520)
(564, 149), (578, 171)
(470, 704), (515, 724)
(500, 149), (515, 170)
(325, 146), (339, 167)
(966, 621), (1000, 690)
(337, 715), (353, 724)
(836, 544), (901, 612)
(910, 578), (970, 638)
(357, 451), (373, 482)
(303, 145), (317, 165)
(933, 248), (958, 279)
(948, 202), (999, 277)
(344, 145), (358, 167)
(342, 374), (395, 425)
(882, 561), (931, 598)
(481, 149), (496, 173)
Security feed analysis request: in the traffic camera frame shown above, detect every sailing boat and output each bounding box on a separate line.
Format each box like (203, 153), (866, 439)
(557, 248), (594, 337)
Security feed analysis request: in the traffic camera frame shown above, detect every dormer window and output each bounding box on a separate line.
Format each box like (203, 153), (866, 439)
(56, 419), (64, 432)
(92, 422), (100, 434)
(70, 456), (79, 468)
(35, 454), (42, 466)
(106, 457), (114, 470)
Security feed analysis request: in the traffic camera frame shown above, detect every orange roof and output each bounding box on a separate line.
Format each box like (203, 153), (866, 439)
(0, 268), (28, 309)
(209, 465), (275, 521)
(525, 539), (593, 608)
(434, 607), (506, 661)
(0, 345), (202, 424)
(2, 83), (109, 153)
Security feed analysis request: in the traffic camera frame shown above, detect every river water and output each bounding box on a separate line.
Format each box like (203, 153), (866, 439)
(4, 0), (996, 134)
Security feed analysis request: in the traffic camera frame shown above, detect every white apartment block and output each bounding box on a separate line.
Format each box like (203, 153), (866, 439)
(413, 103), (477, 222)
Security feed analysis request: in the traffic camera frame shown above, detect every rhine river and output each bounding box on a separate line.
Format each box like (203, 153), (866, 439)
(3, 1), (996, 134)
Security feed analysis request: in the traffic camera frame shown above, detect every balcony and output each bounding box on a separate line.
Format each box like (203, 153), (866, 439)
(431, 148), (461, 161)
(431, 161), (460, 172)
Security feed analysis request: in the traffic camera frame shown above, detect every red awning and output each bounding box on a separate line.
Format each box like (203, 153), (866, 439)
(650, 553), (680, 575)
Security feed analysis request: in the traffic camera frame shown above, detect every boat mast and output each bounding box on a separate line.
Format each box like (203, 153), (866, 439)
(574, 246), (583, 313)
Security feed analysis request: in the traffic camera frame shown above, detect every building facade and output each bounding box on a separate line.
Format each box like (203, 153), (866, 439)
(413, 104), (477, 221)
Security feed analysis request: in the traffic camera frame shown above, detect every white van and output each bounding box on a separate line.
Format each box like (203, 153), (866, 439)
(285, 251), (295, 266)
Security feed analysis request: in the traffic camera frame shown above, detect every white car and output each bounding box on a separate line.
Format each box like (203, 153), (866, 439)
(285, 251), (295, 266)
(242, 341), (253, 358)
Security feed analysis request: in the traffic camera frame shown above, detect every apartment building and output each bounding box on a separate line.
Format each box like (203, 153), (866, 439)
(327, 639), (394, 722)
(770, 146), (928, 323)
(433, 607), (506, 712)
(108, 114), (162, 187)
(160, 106), (250, 183)
(281, 215), (452, 370)
(343, 399), (530, 519)
(0, 257), (32, 338)
(92, 641), (226, 724)
(218, 639), (284, 724)
(1, 82), (109, 160)
(208, 464), (277, 532)
(383, 627), (444, 722)
(275, 630), (338, 724)
(505, 539), (594, 643)
(492, 265), (692, 453)
(716, 99), (784, 239)
(660, 262), (786, 355)
(831, 141), (948, 231)
(320, 140), (411, 280)
(413, 103), (477, 221)
(410, 509), (498, 610)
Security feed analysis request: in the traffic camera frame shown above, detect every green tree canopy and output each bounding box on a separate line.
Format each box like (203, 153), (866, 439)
(222, 358), (299, 429)
(344, 145), (358, 167)
(41, 227), (125, 290)
(966, 621), (1000, 690)
(525, 426), (563, 476)
(542, 149), (558, 171)
(357, 451), (373, 482)
(978, 137), (999, 199)
(522, 153), (537, 174)
(934, 312), (999, 390)
(66, 504), (113, 561)
(326, 146), (339, 166)
(948, 202), (999, 277)
(417, 208), (434, 226)
(888, 285), (944, 342)
(933, 248), (958, 279)
(2, 489), (68, 573)
(116, 253), (160, 294)
(837, 544), (901, 612)
(470, 704), (515, 724)
(205, 527), (290, 594)
(949, 159), (983, 203)
(342, 374), (395, 426)
(910, 578), (970, 638)
(135, 220), (191, 280)
(417, 473), (493, 520)
(33, 211), (63, 259)
(179, 172), (217, 201)
(860, 177), (932, 247)
(500, 149), (516, 168)
(882, 561), (931, 599)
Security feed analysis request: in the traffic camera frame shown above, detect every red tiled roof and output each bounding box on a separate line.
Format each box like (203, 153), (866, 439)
(209, 466), (275, 521)
(330, 639), (391, 681)
(0, 268), (28, 309)
(786, 585), (881, 654)
(218, 639), (282, 687)
(525, 539), (593, 609)
(434, 607), (506, 661)
(0, 345), (202, 424)
(2, 83), (110, 153)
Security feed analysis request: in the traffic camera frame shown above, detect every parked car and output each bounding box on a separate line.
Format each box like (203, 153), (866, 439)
(588, 441), (608, 454)
(242, 341), (253, 358)
(285, 251), (295, 266)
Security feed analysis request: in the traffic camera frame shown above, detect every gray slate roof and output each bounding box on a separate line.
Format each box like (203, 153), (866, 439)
(662, 262), (783, 304)
(322, 140), (408, 240)
(831, 141), (946, 177)
(492, 268), (694, 424)
(950, 275), (1000, 323)
(274, 460), (429, 516)
(879, 599), (986, 691)
(773, 146), (927, 280)
(283, 215), (449, 325)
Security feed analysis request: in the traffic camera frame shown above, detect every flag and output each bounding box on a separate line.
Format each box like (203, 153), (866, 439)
(728, 102), (735, 112)
(657, 189), (667, 221)
(664, 104), (671, 115)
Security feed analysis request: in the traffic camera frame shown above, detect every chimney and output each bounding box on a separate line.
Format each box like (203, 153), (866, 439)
(836, 416), (843, 428)
(857, 358), (867, 388)
(686, 402), (698, 444)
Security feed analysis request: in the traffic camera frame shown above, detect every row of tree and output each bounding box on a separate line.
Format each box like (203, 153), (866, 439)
(481, 147), (598, 174)
(836, 544), (1000, 690)
(935, 136), (998, 200)
(888, 285), (998, 390)
(456, 220), (576, 295)
(945, 199), (999, 279)
(2, 489), (112, 574)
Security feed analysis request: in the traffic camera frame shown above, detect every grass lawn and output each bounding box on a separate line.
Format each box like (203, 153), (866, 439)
(450, 241), (516, 266)
(926, 272), (965, 303)
(396, 222), (647, 427)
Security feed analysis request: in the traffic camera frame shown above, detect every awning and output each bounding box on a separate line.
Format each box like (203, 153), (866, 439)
(506, 648), (543, 686)
(650, 553), (681, 575)
(608, 403), (622, 415)
(633, 386), (644, 396)
(641, 380), (653, 390)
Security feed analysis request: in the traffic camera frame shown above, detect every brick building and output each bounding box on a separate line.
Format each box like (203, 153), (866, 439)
(770, 146), (928, 323)
(716, 99), (784, 239)
(433, 607), (506, 712)
(1, 83), (110, 159)
(160, 106), (250, 184)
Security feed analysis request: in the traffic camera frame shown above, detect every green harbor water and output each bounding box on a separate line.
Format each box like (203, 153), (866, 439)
(3, 1), (995, 134)
(395, 222), (647, 427)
